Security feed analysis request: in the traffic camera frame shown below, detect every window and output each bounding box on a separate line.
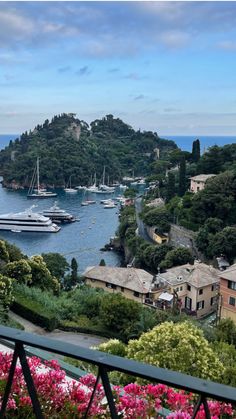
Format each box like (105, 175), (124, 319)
(121, 287), (124, 292)
(199, 289), (203, 295)
(228, 281), (236, 291)
(211, 284), (217, 292)
(197, 300), (205, 310)
(211, 296), (217, 306)
(187, 285), (191, 291)
(175, 287), (179, 292)
(106, 283), (112, 288)
(185, 297), (192, 310)
(180, 286), (183, 291)
(229, 296), (236, 306)
(133, 291), (140, 298)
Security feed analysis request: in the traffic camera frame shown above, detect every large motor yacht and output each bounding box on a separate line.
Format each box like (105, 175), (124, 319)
(42, 202), (77, 223)
(0, 206), (61, 233)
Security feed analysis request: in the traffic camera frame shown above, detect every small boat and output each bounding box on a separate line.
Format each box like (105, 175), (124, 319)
(27, 158), (57, 199)
(104, 201), (116, 209)
(64, 175), (77, 193)
(81, 200), (96, 206)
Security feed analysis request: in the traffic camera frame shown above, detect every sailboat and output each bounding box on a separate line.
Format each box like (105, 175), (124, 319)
(64, 175), (77, 193)
(27, 158), (57, 199)
(96, 166), (115, 194)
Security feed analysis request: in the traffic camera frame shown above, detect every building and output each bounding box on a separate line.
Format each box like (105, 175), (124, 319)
(190, 174), (216, 193)
(83, 266), (155, 304)
(219, 263), (236, 323)
(146, 226), (169, 244)
(156, 261), (220, 317)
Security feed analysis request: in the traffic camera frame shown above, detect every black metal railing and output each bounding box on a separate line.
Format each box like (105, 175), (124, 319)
(0, 325), (235, 418)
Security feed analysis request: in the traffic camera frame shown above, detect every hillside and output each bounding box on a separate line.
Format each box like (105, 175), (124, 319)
(0, 113), (177, 188)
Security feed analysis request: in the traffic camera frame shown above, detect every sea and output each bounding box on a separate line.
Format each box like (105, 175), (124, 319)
(0, 133), (235, 272)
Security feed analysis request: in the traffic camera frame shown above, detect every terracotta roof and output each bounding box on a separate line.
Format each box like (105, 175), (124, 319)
(219, 263), (236, 281)
(190, 174), (216, 182)
(83, 266), (154, 294)
(158, 261), (219, 288)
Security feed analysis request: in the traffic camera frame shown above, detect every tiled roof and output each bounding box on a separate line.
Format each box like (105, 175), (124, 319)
(158, 261), (219, 288)
(83, 266), (154, 294)
(219, 263), (236, 281)
(190, 174), (216, 182)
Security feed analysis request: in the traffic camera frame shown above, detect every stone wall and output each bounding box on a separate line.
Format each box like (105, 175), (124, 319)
(169, 224), (201, 258)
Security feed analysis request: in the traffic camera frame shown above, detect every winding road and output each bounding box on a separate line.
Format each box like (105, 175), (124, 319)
(135, 197), (155, 243)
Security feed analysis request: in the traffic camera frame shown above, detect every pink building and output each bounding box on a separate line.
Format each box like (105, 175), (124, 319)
(190, 174), (216, 193)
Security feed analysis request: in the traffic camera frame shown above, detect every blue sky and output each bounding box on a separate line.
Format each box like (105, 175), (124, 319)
(1, 1), (236, 135)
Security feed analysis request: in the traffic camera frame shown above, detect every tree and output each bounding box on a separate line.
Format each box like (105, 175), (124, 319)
(71, 258), (78, 286)
(178, 157), (186, 196)
(124, 188), (136, 198)
(142, 207), (170, 233)
(209, 227), (236, 262)
(196, 218), (223, 257)
(215, 318), (236, 345)
(191, 139), (200, 162)
(100, 293), (141, 340)
(160, 247), (194, 270)
(0, 274), (14, 320)
(0, 240), (9, 264)
(28, 256), (60, 294)
(127, 321), (223, 381)
(99, 259), (106, 266)
(166, 172), (175, 202)
(3, 260), (32, 284)
(42, 253), (69, 281)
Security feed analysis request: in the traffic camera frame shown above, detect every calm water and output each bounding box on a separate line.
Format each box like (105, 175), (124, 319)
(0, 186), (122, 273)
(165, 135), (236, 152)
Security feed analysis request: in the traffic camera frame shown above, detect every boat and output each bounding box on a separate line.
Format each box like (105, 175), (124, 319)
(119, 184), (128, 190)
(85, 173), (99, 193)
(103, 201), (116, 209)
(0, 206), (60, 233)
(64, 175), (77, 193)
(81, 200), (96, 206)
(27, 158), (57, 199)
(42, 202), (76, 223)
(98, 166), (115, 193)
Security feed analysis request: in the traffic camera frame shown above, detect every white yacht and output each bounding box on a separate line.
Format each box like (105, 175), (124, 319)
(42, 202), (77, 223)
(64, 175), (77, 193)
(0, 206), (61, 233)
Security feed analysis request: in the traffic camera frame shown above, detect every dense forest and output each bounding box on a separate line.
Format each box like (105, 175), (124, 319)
(0, 113), (177, 188)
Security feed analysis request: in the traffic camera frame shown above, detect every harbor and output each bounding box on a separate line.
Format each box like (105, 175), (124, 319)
(0, 185), (122, 273)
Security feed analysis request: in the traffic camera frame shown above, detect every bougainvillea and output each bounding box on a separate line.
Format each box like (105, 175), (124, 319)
(0, 352), (234, 418)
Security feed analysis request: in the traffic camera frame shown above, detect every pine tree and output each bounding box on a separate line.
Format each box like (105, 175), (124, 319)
(178, 157), (186, 196)
(71, 258), (78, 287)
(99, 259), (106, 266)
(192, 139), (201, 162)
(166, 172), (175, 202)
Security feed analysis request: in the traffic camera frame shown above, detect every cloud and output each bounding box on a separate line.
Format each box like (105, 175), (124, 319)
(58, 66), (71, 73)
(217, 40), (236, 51)
(159, 30), (190, 48)
(75, 66), (90, 76)
(134, 95), (145, 101)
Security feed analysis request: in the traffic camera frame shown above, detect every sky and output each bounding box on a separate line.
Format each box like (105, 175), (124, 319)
(1, 1), (236, 136)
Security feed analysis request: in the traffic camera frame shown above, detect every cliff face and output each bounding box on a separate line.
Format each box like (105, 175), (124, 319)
(0, 113), (177, 188)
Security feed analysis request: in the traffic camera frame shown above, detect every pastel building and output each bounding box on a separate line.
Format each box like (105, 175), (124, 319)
(190, 174), (216, 193)
(219, 264), (236, 323)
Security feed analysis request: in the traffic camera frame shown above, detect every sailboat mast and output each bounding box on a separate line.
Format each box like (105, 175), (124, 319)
(102, 166), (105, 185)
(37, 157), (40, 193)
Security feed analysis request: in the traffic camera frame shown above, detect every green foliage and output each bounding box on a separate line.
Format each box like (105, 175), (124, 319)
(0, 114), (177, 187)
(0, 274), (14, 317)
(196, 218), (224, 257)
(166, 172), (175, 202)
(160, 247), (194, 270)
(28, 255), (60, 294)
(3, 259), (32, 284)
(191, 139), (200, 163)
(42, 253), (69, 280)
(124, 188), (136, 198)
(97, 339), (127, 357)
(127, 321), (223, 381)
(209, 227), (236, 262)
(212, 341), (236, 386)
(141, 207), (170, 233)
(4, 241), (25, 262)
(215, 318), (236, 345)
(99, 293), (141, 340)
(0, 240), (9, 264)
(137, 243), (170, 272)
(178, 156), (186, 196)
(99, 259), (106, 266)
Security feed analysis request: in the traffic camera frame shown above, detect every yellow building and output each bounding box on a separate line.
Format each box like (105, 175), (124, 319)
(83, 266), (155, 304)
(156, 261), (220, 318)
(146, 226), (169, 244)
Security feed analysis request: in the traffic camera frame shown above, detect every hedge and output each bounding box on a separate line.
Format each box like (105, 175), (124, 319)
(60, 319), (121, 340)
(12, 294), (59, 332)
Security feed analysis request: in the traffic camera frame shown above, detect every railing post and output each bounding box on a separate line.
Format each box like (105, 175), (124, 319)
(192, 394), (211, 419)
(17, 343), (44, 419)
(100, 367), (118, 419)
(83, 371), (101, 418)
(0, 342), (19, 418)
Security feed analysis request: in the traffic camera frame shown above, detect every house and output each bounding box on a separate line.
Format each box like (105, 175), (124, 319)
(155, 261), (220, 317)
(83, 266), (155, 304)
(190, 174), (216, 193)
(219, 263), (236, 323)
(146, 226), (169, 244)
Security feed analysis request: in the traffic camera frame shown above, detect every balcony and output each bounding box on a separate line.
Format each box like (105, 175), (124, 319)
(0, 325), (235, 418)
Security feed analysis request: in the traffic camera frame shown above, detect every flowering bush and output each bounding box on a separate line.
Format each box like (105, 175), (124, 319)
(0, 352), (234, 418)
